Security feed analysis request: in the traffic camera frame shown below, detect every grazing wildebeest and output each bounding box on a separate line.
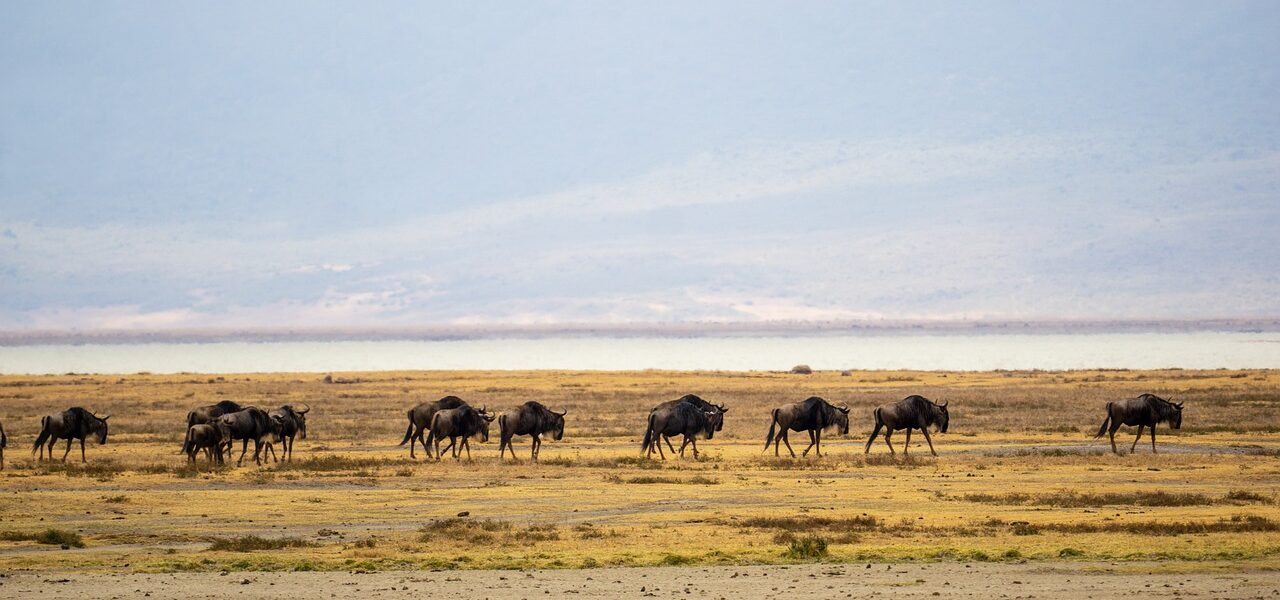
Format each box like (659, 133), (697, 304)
(426, 405), (495, 461)
(1094, 393), (1183, 454)
(268, 404), (310, 461)
(181, 400), (243, 453)
(184, 424), (225, 464)
(643, 394), (728, 456)
(497, 401), (566, 461)
(214, 407), (276, 466)
(399, 396), (469, 459)
(0, 420), (6, 470)
(764, 396), (850, 457)
(32, 407), (110, 462)
(864, 395), (949, 456)
(641, 401), (723, 460)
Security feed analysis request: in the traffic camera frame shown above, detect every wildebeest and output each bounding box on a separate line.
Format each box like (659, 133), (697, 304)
(399, 396), (468, 459)
(1094, 393), (1183, 454)
(268, 403), (310, 461)
(426, 405), (495, 460)
(643, 394), (727, 456)
(214, 407), (276, 466)
(641, 401), (723, 459)
(184, 424), (225, 464)
(181, 400), (243, 453)
(864, 395), (949, 456)
(32, 407), (110, 462)
(0, 420), (6, 470)
(764, 396), (850, 457)
(497, 401), (566, 461)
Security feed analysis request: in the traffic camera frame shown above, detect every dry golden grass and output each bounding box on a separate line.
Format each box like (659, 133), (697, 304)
(1, 368), (1279, 573)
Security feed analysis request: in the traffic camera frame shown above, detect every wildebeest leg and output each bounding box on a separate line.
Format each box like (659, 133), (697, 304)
(237, 439), (249, 465)
(678, 435), (690, 457)
(864, 422), (884, 454)
(1107, 422), (1121, 454)
(903, 428), (912, 456)
(80, 438), (87, 463)
(883, 429), (895, 454)
(815, 429), (823, 457)
(655, 435), (667, 460)
(802, 430), (817, 457)
(921, 427), (938, 457)
(1149, 425), (1157, 454)
(688, 437), (700, 458)
(532, 435), (541, 462)
(253, 439), (263, 465)
(1130, 425), (1144, 454)
(781, 430), (796, 458)
(664, 435), (678, 455)
(462, 437), (472, 461)
(62, 438), (73, 462)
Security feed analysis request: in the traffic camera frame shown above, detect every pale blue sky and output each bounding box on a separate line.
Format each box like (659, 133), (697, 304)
(2, 2), (1278, 329)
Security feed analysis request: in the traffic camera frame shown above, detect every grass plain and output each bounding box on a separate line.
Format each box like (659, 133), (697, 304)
(1, 368), (1279, 575)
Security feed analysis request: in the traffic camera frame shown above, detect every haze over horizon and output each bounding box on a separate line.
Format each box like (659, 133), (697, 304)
(3, 2), (1278, 332)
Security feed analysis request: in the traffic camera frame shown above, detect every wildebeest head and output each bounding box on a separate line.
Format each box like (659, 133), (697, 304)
(935, 400), (949, 433)
(476, 406), (497, 442)
(832, 404), (850, 435)
(91, 414), (110, 444)
(293, 403), (310, 439)
(1166, 399), (1183, 429)
(703, 410), (723, 439)
(550, 409), (566, 441)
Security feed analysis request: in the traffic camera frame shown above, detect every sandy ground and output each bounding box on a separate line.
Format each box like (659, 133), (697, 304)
(2, 562), (1278, 600)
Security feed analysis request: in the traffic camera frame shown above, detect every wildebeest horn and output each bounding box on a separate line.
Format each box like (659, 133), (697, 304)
(941, 400), (948, 407)
(100, 414), (110, 421)
(838, 404), (849, 413)
(297, 403), (310, 414)
(556, 409), (567, 416)
(717, 404), (729, 412)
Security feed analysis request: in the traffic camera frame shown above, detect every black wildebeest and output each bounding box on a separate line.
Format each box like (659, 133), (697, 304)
(33, 407), (110, 462)
(641, 401), (723, 459)
(426, 405), (495, 460)
(864, 395), (949, 456)
(1094, 393), (1183, 454)
(764, 396), (850, 457)
(184, 424), (225, 464)
(268, 403), (310, 461)
(214, 407), (276, 466)
(399, 396), (468, 459)
(644, 394), (727, 456)
(497, 401), (566, 462)
(181, 400), (243, 454)
(0, 420), (6, 470)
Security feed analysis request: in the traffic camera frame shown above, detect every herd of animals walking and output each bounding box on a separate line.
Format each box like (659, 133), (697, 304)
(0, 391), (1188, 468)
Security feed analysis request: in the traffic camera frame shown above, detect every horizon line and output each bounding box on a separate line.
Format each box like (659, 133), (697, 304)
(2, 317), (1278, 345)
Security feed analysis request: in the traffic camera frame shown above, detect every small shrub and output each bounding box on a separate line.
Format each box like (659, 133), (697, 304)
(1058, 547), (1084, 558)
(784, 536), (829, 559)
(0, 529), (85, 548)
(207, 536), (316, 552)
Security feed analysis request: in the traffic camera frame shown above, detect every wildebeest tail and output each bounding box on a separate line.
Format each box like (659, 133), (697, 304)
(763, 408), (780, 450)
(1093, 402), (1113, 438)
(32, 416), (50, 455)
(640, 412), (656, 453)
(182, 425), (195, 455)
(398, 410), (416, 446)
